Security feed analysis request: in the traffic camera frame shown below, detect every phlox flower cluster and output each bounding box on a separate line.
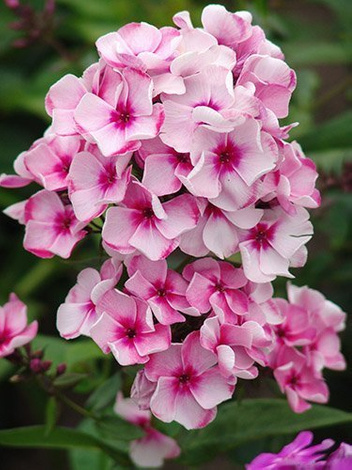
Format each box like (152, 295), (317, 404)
(246, 431), (352, 469)
(0, 2), (347, 454)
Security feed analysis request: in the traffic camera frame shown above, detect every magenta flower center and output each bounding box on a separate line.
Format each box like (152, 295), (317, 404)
(143, 207), (154, 219)
(126, 328), (137, 339)
(176, 152), (190, 164)
(157, 288), (167, 297)
(179, 373), (191, 384)
(215, 282), (225, 292)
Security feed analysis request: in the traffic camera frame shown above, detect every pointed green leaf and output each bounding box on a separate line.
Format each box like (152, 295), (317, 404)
(180, 399), (352, 465)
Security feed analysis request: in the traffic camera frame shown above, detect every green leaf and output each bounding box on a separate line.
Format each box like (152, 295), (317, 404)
(31, 335), (105, 369)
(309, 148), (352, 174)
(0, 425), (131, 466)
(45, 397), (58, 437)
(300, 111), (352, 152)
(0, 425), (103, 449)
(86, 373), (122, 412)
(180, 399), (352, 465)
(284, 42), (352, 66)
(96, 415), (145, 441)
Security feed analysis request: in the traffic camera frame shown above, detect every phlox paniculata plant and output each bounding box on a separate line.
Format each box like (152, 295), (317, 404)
(0, 4), (348, 468)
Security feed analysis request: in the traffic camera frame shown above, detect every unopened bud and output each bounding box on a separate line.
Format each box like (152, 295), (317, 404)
(56, 363), (67, 376)
(30, 358), (43, 373)
(41, 360), (52, 372)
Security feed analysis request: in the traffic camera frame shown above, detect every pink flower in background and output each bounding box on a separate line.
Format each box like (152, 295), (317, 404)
(57, 258), (122, 339)
(246, 431), (334, 469)
(0, 294), (38, 357)
(125, 255), (197, 325)
(68, 146), (131, 221)
(114, 393), (181, 468)
(74, 67), (164, 156)
(102, 180), (199, 260)
(90, 289), (171, 365)
(23, 190), (87, 259)
(115, 393), (180, 467)
(144, 331), (234, 429)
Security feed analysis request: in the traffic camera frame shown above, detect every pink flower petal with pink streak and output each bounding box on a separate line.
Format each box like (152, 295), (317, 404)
(102, 207), (140, 254)
(145, 345), (182, 382)
(181, 331), (217, 374)
(125, 103), (164, 141)
(203, 210), (239, 259)
(186, 273), (215, 313)
(173, 387), (217, 430)
(129, 220), (178, 261)
(122, 67), (154, 116)
(133, 323), (171, 356)
(148, 297), (185, 325)
(97, 289), (137, 323)
(149, 376), (178, 422)
(0, 174), (32, 188)
(109, 337), (149, 365)
(190, 367), (234, 409)
(90, 312), (124, 354)
(156, 194), (199, 239)
(126, 255), (167, 284)
(119, 22), (162, 55)
(240, 240), (275, 283)
(142, 153), (181, 196)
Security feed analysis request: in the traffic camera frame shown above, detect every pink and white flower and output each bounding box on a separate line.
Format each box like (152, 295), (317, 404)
(68, 146), (131, 221)
(185, 122), (277, 210)
(144, 331), (234, 429)
(57, 258), (122, 339)
(125, 255), (197, 325)
(102, 180), (199, 260)
(25, 135), (83, 191)
(0, 294), (38, 357)
(238, 206), (313, 283)
(23, 190), (87, 259)
(74, 67), (164, 156)
(274, 346), (329, 413)
(90, 289), (171, 365)
(184, 258), (248, 321)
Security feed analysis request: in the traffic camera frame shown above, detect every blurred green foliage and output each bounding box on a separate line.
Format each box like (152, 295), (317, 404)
(0, 0), (351, 468)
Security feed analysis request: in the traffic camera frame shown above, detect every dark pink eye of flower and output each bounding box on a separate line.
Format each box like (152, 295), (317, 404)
(99, 164), (117, 187)
(176, 152), (190, 164)
(143, 207), (154, 219)
(215, 141), (241, 169)
(179, 373), (191, 384)
(157, 288), (167, 297)
(215, 282), (225, 292)
(126, 328), (137, 339)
